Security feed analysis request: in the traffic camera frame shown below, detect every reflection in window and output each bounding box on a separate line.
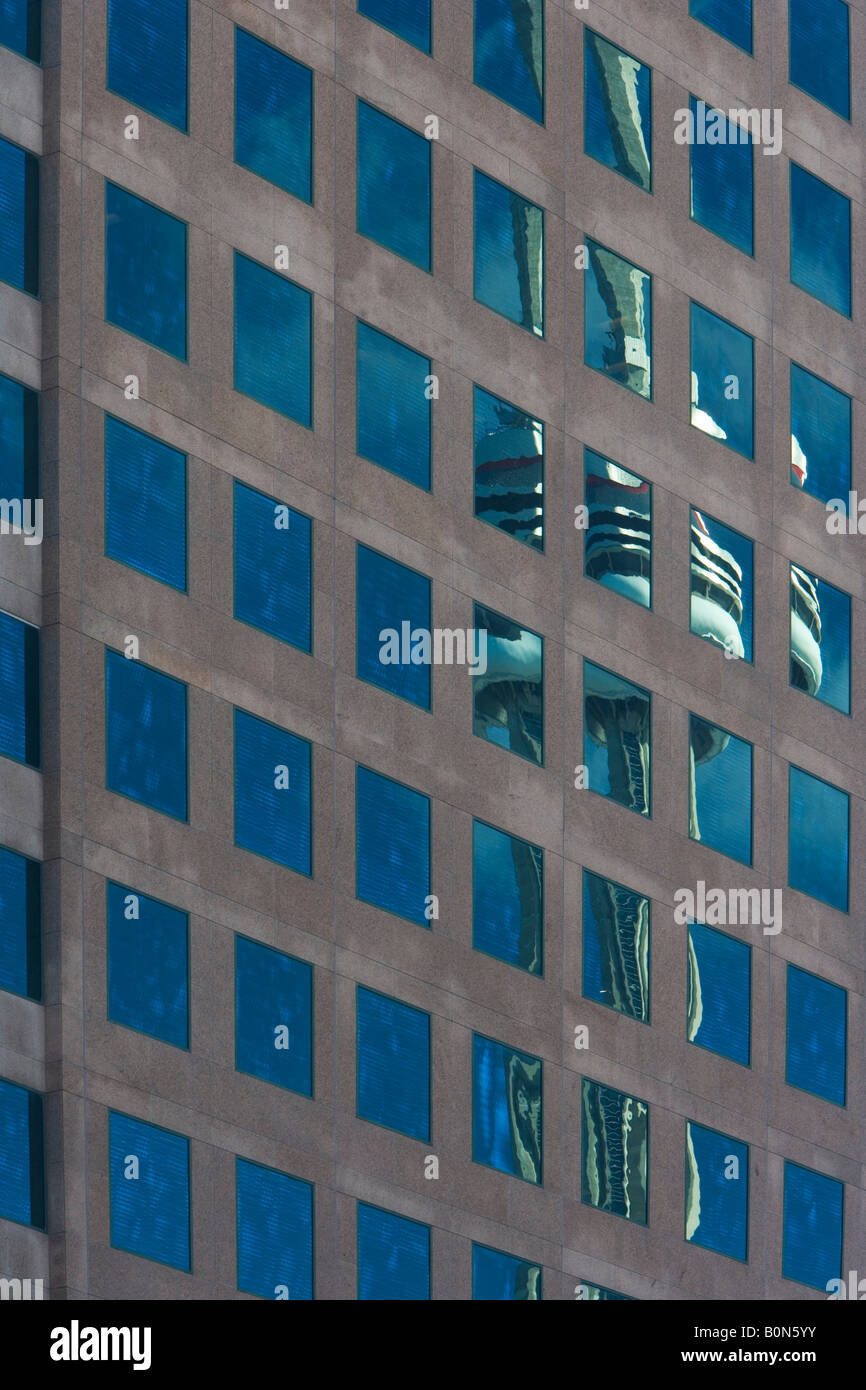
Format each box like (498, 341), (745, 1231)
(234, 709), (312, 875)
(789, 765), (848, 912)
(584, 30), (651, 191)
(105, 649), (186, 819)
(474, 169), (544, 336)
(582, 869), (649, 1023)
(356, 985), (430, 1141)
(474, 0), (543, 123)
(581, 1078), (648, 1223)
(473, 1033), (542, 1184)
(689, 714), (752, 865)
(474, 385), (543, 550)
(236, 1158), (314, 1301)
(790, 363), (851, 505)
(234, 252), (312, 426)
(689, 97), (753, 255)
(357, 101), (431, 271)
(689, 0), (752, 52)
(105, 415), (187, 591)
(473, 819), (543, 975)
(687, 921), (751, 1066)
(783, 1161), (843, 1290)
(473, 603), (543, 765)
(356, 766), (431, 926)
(0, 844), (41, 1001)
(107, 881), (188, 1048)
(790, 164), (851, 317)
(786, 964), (846, 1106)
(108, 0), (187, 130)
(109, 1111), (190, 1269)
(356, 543), (432, 710)
(584, 451), (651, 608)
(690, 302), (753, 457)
(105, 182), (186, 358)
(359, 0), (431, 53)
(578, 1282), (634, 1300)
(0, 136), (38, 295)
(357, 1202), (430, 1300)
(690, 510), (753, 661)
(583, 661), (650, 816)
(789, 565), (849, 715)
(789, 0), (849, 120)
(234, 28), (313, 202)
(235, 935), (313, 1094)
(0, 611), (40, 768)
(0, 0), (41, 61)
(0, 1076), (43, 1227)
(357, 322), (431, 490)
(472, 1243), (542, 1300)
(234, 481), (312, 652)
(686, 1121), (748, 1261)
(0, 372), (38, 503)
(585, 240), (651, 398)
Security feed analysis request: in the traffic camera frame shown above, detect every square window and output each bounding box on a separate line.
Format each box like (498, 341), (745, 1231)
(357, 1202), (430, 1300)
(472, 1243), (542, 1300)
(690, 302), (754, 457)
(689, 97), (753, 254)
(585, 240), (651, 398)
(789, 0), (849, 120)
(689, 714), (752, 865)
(233, 251), (312, 426)
(0, 0), (41, 61)
(790, 164), (851, 317)
(473, 819), (543, 976)
(685, 1121), (748, 1261)
(105, 649), (187, 820)
(236, 1157), (314, 1301)
(584, 30), (651, 191)
(690, 509), (753, 662)
(790, 565), (849, 715)
(790, 363), (851, 505)
(235, 935), (313, 1095)
(786, 964), (846, 1106)
(474, 169), (544, 336)
(359, 0), (431, 53)
(687, 921), (751, 1066)
(783, 1161), (843, 1290)
(356, 985), (430, 1141)
(583, 660), (650, 816)
(789, 765), (848, 911)
(582, 869), (650, 1023)
(584, 450), (651, 608)
(0, 610), (39, 768)
(355, 765), (430, 926)
(234, 29), (313, 202)
(107, 0), (188, 131)
(104, 415), (187, 591)
(107, 881), (188, 1048)
(233, 480), (312, 652)
(356, 100), (431, 271)
(0, 372), (38, 503)
(109, 1111), (190, 1270)
(0, 844), (40, 1000)
(356, 322), (431, 490)
(689, 0), (752, 52)
(581, 1077), (648, 1223)
(474, 384), (543, 550)
(474, 602), (543, 765)
(356, 543), (432, 709)
(472, 1032), (542, 1185)
(0, 1076), (43, 1227)
(474, 0), (544, 124)
(0, 135), (38, 295)
(105, 181), (187, 358)
(233, 708), (312, 875)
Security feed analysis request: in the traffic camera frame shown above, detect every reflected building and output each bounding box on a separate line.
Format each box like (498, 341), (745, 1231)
(506, 1050), (543, 1185)
(790, 565), (823, 698)
(584, 662), (651, 814)
(586, 240), (652, 396)
(581, 1078), (648, 1224)
(474, 390), (544, 550)
(584, 870), (650, 1023)
(585, 29), (651, 189)
(584, 454), (651, 607)
(473, 603), (544, 764)
(690, 510), (745, 659)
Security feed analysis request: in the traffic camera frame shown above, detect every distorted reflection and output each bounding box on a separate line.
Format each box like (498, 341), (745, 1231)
(474, 0), (544, 124)
(472, 1244), (542, 1301)
(687, 921), (751, 1065)
(584, 451), (651, 607)
(690, 302), (754, 456)
(584, 29), (651, 190)
(790, 363), (851, 504)
(689, 713), (752, 864)
(685, 1121), (748, 1260)
(585, 240), (651, 397)
(473, 1034), (543, 1185)
(582, 869), (650, 1022)
(581, 1078), (648, 1223)
(790, 564), (849, 714)
(473, 603), (543, 764)
(474, 385), (543, 550)
(690, 509), (752, 661)
(474, 169), (544, 335)
(583, 660), (650, 815)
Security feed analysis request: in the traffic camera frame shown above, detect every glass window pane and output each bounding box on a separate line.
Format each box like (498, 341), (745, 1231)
(0, 0), (41, 61)
(582, 869), (649, 1023)
(233, 251), (312, 426)
(474, 384), (543, 550)
(356, 101), (431, 270)
(689, 714), (752, 864)
(473, 819), (543, 975)
(0, 1076), (43, 1227)
(581, 1077), (648, 1223)
(357, 322), (431, 490)
(786, 964), (846, 1106)
(0, 372), (38, 502)
(237, 1158), (313, 1300)
(235, 935), (313, 1094)
(584, 30), (651, 191)
(0, 135), (38, 294)
(690, 510), (753, 662)
(690, 302), (754, 457)
(578, 1281), (634, 1300)
(355, 765), (430, 926)
(789, 0), (849, 119)
(233, 480), (312, 652)
(0, 610), (40, 768)
(233, 708), (312, 874)
(105, 181), (187, 358)
(474, 0), (544, 124)
(472, 1243), (541, 1300)
(109, 1111), (190, 1269)
(356, 985), (430, 1140)
(583, 660), (650, 816)
(585, 240), (651, 398)
(357, 1202), (430, 1300)
(788, 765), (848, 911)
(107, 0), (187, 130)
(790, 363), (851, 505)
(474, 169), (544, 336)
(584, 450), (651, 608)
(358, 0), (431, 53)
(689, 97), (753, 254)
(790, 164), (851, 316)
(473, 602), (543, 765)
(234, 28), (313, 202)
(107, 881), (188, 1048)
(685, 1121), (748, 1260)
(472, 1033), (542, 1184)
(689, 0), (752, 52)
(790, 565), (849, 715)
(687, 921), (751, 1065)
(356, 544), (431, 709)
(104, 415), (187, 591)
(783, 1161), (843, 1290)
(0, 844), (40, 1000)
(105, 649), (187, 819)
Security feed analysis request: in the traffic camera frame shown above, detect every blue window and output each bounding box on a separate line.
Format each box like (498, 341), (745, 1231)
(0, 372), (38, 503)
(107, 0), (187, 129)
(358, 0), (430, 52)
(789, 0), (849, 119)
(474, 169), (543, 336)
(583, 660), (650, 816)
(105, 182), (187, 358)
(790, 164), (851, 317)
(356, 322), (431, 490)
(789, 765), (848, 911)
(237, 1158), (313, 1301)
(473, 819), (543, 976)
(105, 649), (187, 820)
(472, 1033), (542, 1185)
(689, 97), (753, 254)
(474, 603), (543, 765)
(357, 1202), (430, 1300)
(356, 543), (431, 709)
(235, 935), (313, 1095)
(355, 765), (430, 926)
(581, 1077), (648, 1223)
(584, 30), (651, 191)
(690, 302), (754, 457)
(0, 845), (40, 1000)
(0, 611), (39, 768)
(474, 0), (544, 124)
(0, 0), (41, 61)
(689, 714), (752, 865)
(107, 881), (188, 1048)
(0, 136), (38, 295)
(0, 1076), (43, 1226)
(233, 709), (312, 876)
(234, 251), (312, 426)
(786, 964), (846, 1106)
(578, 1282), (634, 1300)
(783, 1161), (843, 1290)
(687, 921), (751, 1066)
(585, 240), (651, 398)
(584, 451), (651, 608)
(356, 985), (430, 1140)
(790, 566), (849, 715)
(233, 481), (312, 652)
(474, 384), (543, 550)
(104, 415), (186, 591)
(582, 869), (649, 1023)
(234, 29), (313, 202)
(689, 0), (752, 52)
(109, 1111), (190, 1270)
(685, 1121), (748, 1261)
(357, 101), (431, 271)
(472, 1243), (541, 1300)
(690, 510), (753, 662)
(790, 363), (851, 505)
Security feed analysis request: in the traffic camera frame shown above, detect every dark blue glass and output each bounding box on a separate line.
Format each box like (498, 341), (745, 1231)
(690, 302), (754, 457)
(357, 1202), (430, 1300)
(233, 709), (312, 875)
(474, 169), (543, 335)
(790, 164), (851, 317)
(0, 135), (38, 294)
(0, 1077), (42, 1226)
(686, 1121), (748, 1260)
(581, 1077), (648, 1222)
(356, 543), (431, 709)
(237, 1158), (313, 1300)
(105, 182), (187, 358)
(472, 1243), (541, 1300)
(109, 1111), (190, 1269)
(0, 610), (39, 767)
(0, 845), (40, 1000)
(235, 29), (313, 202)
(356, 322), (431, 490)
(473, 819), (543, 975)
(689, 714), (752, 864)
(235, 935), (313, 1095)
(789, 765), (848, 911)
(472, 1033), (542, 1184)
(689, 0), (752, 52)
(582, 869), (649, 1022)
(234, 252), (312, 426)
(233, 481), (312, 652)
(474, 0), (544, 124)
(584, 450), (651, 608)
(474, 384), (543, 549)
(107, 881), (188, 1048)
(790, 363), (851, 505)
(104, 415), (186, 591)
(690, 510), (753, 662)
(689, 97), (753, 254)
(356, 101), (431, 270)
(355, 765), (430, 925)
(687, 921), (751, 1065)
(786, 964), (846, 1106)
(584, 29), (651, 190)
(585, 240), (651, 397)
(579, 1282), (634, 1300)
(105, 649), (187, 819)
(790, 566), (849, 714)
(359, 0), (430, 52)
(107, 0), (187, 131)
(789, 0), (849, 119)
(583, 660), (650, 816)
(0, 0), (41, 61)
(783, 1161), (843, 1290)
(0, 372), (38, 502)
(356, 985), (430, 1140)
(474, 603), (544, 765)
